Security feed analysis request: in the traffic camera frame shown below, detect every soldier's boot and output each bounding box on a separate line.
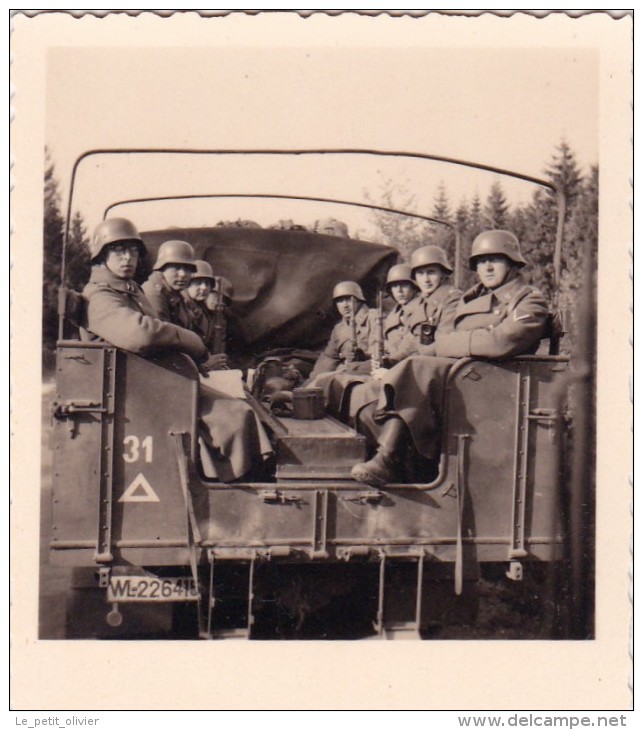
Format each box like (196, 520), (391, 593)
(350, 417), (408, 487)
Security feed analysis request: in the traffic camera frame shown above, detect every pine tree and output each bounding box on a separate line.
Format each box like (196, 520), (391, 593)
(469, 192), (483, 237)
(484, 180), (510, 229)
(42, 149), (65, 355)
(520, 141), (585, 302)
(546, 139), (583, 213)
(430, 181), (455, 260)
(432, 181), (452, 222)
(66, 210), (91, 292)
(558, 165), (599, 351)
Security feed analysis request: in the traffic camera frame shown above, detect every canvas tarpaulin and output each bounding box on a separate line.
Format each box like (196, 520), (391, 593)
(141, 227), (398, 358)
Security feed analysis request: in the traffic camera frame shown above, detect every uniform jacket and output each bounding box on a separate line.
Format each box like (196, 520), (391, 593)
(370, 273), (549, 458)
(81, 266), (207, 361)
(142, 270), (193, 330)
(386, 283), (461, 361)
(183, 294), (217, 352)
(309, 304), (378, 378)
(434, 273), (548, 358)
(368, 296), (417, 360)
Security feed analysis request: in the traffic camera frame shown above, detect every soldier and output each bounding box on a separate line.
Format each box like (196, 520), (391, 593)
(351, 229), (550, 487)
(82, 218), (272, 483)
(81, 218), (206, 361)
(347, 248), (460, 435)
(142, 239), (197, 329)
(314, 217), (350, 238)
(384, 245), (461, 363)
(308, 281), (377, 379)
(182, 259), (218, 352)
(371, 263), (420, 368)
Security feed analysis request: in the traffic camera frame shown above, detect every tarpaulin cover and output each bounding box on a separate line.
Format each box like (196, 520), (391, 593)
(140, 227), (398, 357)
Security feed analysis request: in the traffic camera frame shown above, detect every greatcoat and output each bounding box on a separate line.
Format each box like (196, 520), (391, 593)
(357, 272), (550, 459)
(384, 282), (461, 362)
(83, 266), (272, 482)
(308, 303), (378, 379)
(347, 282), (461, 423)
(142, 270), (193, 330)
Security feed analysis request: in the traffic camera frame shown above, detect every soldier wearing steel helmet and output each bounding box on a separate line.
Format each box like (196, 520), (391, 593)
(308, 281), (378, 379)
(384, 245), (461, 363)
(371, 264), (420, 364)
(182, 259), (218, 351)
(81, 218), (207, 360)
(350, 230), (550, 488)
(142, 239), (197, 329)
(82, 218), (273, 483)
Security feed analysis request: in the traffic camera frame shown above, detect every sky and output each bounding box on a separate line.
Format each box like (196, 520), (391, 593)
(44, 16), (600, 239)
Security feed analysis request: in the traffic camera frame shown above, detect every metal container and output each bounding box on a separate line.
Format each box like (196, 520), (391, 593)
(292, 387), (325, 420)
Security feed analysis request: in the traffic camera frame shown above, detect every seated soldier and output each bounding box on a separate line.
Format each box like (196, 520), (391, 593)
(182, 259), (218, 353)
(350, 229), (550, 487)
(142, 239), (196, 329)
(371, 263), (420, 369)
(307, 264), (420, 419)
(385, 244), (461, 363)
(82, 218), (272, 483)
(308, 281), (377, 380)
(347, 246), (460, 427)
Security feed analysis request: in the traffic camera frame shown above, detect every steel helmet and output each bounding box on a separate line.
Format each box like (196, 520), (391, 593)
(316, 217), (349, 238)
(191, 260), (215, 281)
(469, 230), (526, 269)
(332, 281), (365, 302)
(90, 217), (145, 262)
(410, 245), (453, 274)
(385, 264), (418, 290)
(153, 240), (197, 271)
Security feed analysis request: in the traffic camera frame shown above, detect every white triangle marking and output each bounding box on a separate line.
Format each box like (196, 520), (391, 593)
(119, 472), (160, 503)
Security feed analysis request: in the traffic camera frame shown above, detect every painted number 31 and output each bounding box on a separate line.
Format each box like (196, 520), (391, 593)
(123, 435), (154, 463)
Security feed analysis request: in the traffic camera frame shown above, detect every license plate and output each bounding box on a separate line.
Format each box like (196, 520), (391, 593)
(107, 576), (198, 602)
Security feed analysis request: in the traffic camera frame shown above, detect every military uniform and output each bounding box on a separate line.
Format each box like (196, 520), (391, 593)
(385, 282), (461, 362)
(363, 272), (549, 459)
(309, 303), (378, 378)
(183, 293), (217, 352)
(84, 266), (272, 483)
(142, 270), (193, 329)
(346, 283), (460, 424)
(82, 266), (207, 360)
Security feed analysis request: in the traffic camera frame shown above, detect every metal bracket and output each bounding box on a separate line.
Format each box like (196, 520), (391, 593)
(340, 490), (383, 505)
(258, 489), (303, 505)
(506, 560), (524, 581)
(97, 566), (111, 588)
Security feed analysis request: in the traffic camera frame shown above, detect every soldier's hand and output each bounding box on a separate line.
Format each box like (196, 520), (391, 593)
(203, 353), (229, 371)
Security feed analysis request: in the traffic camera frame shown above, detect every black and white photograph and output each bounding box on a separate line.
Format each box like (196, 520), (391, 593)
(10, 10), (632, 711)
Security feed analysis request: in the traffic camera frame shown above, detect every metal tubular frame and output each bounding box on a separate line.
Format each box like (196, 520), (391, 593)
(60, 148), (563, 337)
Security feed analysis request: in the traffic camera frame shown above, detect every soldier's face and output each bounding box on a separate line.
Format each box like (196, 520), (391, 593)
(390, 282), (417, 305)
(186, 277), (213, 302)
(162, 265), (194, 291)
(414, 265), (445, 295)
(335, 295), (357, 319)
(476, 255), (512, 289)
(104, 244), (140, 279)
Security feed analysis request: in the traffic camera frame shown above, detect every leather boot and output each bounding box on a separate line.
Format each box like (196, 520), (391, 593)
(350, 417), (407, 487)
